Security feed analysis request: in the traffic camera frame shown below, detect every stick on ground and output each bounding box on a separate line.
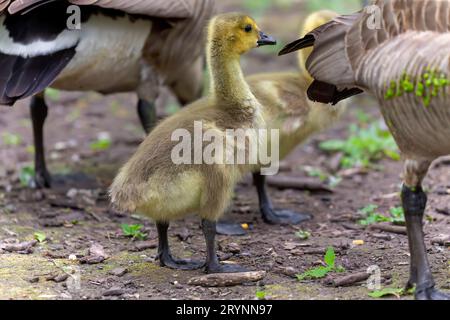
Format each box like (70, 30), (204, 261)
(327, 272), (370, 287)
(188, 271), (266, 287)
(369, 224), (407, 235)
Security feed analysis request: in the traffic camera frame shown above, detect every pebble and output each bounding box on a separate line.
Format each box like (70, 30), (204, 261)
(109, 268), (128, 277)
(103, 287), (125, 297)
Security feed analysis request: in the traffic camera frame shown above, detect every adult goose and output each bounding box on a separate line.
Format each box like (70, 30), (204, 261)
(280, 0), (450, 300)
(0, 0), (215, 188)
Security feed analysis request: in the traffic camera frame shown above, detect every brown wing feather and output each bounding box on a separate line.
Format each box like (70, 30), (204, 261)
(282, 0), (450, 90)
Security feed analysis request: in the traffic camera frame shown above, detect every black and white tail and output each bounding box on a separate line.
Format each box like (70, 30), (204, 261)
(0, 1), (78, 106)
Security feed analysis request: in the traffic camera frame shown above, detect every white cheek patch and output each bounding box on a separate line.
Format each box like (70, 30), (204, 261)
(0, 15), (80, 58)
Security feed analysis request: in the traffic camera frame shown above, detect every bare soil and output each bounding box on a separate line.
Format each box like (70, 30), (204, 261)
(0, 1), (448, 300)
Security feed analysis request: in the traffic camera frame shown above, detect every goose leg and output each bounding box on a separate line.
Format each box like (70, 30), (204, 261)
(202, 219), (248, 274)
(30, 94), (51, 189)
(156, 222), (204, 270)
(402, 160), (449, 300)
(137, 99), (157, 134)
(253, 172), (312, 225)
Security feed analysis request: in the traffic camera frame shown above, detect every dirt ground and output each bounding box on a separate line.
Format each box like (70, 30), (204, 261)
(0, 1), (449, 300)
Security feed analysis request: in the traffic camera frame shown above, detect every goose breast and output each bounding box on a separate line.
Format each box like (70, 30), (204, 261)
(357, 31), (450, 159)
(53, 13), (152, 93)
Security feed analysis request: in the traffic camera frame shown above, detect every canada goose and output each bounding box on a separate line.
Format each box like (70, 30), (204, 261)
(280, 0), (450, 300)
(217, 10), (342, 235)
(110, 13), (277, 273)
(0, 0), (215, 188)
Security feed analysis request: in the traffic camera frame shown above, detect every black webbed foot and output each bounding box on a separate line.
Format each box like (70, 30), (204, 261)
(158, 253), (204, 271)
(216, 221), (248, 236)
(261, 206), (311, 225)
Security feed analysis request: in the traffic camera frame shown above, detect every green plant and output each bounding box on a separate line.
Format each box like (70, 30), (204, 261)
(19, 165), (35, 187)
(320, 122), (400, 169)
(297, 247), (345, 281)
(45, 88), (61, 101)
(303, 167), (342, 188)
(358, 205), (405, 226)
(121, 224), (147, 240)
(255, 290), (266, 300)
(90, 135), (112, 151)
(2, 132), (22, 146)
(295, 230), (311, 240)
(369, 287), (414, 299)
(34, 232), (47, 243)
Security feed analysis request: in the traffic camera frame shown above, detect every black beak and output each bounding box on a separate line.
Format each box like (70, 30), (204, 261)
(257, 31), (277, 47)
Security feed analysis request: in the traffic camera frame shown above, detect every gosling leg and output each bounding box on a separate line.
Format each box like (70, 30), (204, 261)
(202, 219), (248, 274)
(30, 94), (51, 189)
(253, 172), (311, 225)
(156, 222), (204, 270)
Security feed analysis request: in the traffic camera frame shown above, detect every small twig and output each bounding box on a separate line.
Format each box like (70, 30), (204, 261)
(369, 224), (407, 235)
(188, 271), (266, 287)
(326, 272), (370, 287)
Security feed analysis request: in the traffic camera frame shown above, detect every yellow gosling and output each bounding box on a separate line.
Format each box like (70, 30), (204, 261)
(217, 10), (343, 235)
(110, 13), (277, 273)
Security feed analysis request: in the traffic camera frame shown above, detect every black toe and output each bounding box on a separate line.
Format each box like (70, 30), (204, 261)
(160, 256), (205, 271)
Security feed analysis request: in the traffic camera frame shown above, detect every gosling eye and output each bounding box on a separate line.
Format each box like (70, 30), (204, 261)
(244, 25), (252, 33)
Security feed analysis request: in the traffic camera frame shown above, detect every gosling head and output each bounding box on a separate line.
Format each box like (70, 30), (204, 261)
(207, 13), (277, 58)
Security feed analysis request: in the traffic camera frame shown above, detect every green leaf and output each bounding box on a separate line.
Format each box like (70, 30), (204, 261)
(3, 132), (22, 146)
(295, 230), (311, 240)
(34, 232), (47, 243)
(121, 224), (147, 240)
(297, 266), (332, 281)
(45, 88), (61, 101)
(319, 140), (346, 151)
(324, 246), (336, 268)
(255, 290), (266, 300)
(19, 166), (35, 187)
(90, 138), (112, 151)
(368, 288), (405, 298)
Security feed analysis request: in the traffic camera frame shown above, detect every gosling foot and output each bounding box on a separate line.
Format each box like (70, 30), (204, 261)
(206, 263), (249, 274)
(415, 285), (450, 300)
(159, 253), (205, 271)
(262, 207), (311, 225)
(216, 221), (247, 236)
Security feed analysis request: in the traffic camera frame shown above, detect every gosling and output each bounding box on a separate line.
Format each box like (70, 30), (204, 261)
(217, 10), (343, 235)
(110, 13), (277, 273)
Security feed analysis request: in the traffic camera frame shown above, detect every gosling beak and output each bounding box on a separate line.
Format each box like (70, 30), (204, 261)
(257, 31), (277, 47)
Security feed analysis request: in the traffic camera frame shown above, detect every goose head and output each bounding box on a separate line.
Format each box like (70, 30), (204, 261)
(298, 10), (338, 80)
(207, 13), (276, 59)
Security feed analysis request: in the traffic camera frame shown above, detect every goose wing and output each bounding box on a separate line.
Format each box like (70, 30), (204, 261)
(280, 0), (450, 104)
(3, 0), (197, 18)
